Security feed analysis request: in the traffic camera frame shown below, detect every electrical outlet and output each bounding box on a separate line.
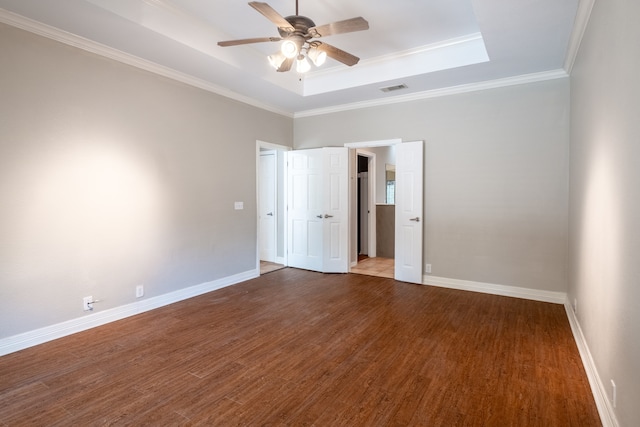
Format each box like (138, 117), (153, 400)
(611, 380), (617, 408)
(136, 285), (144, 298)
(425, 264), (432, 274)
(83, 296), (94, 311)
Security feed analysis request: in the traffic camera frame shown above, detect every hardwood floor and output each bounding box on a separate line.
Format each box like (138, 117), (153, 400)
(0, 268), (600, 426)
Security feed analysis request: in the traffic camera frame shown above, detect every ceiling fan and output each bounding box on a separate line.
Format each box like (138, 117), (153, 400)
(218, 1), (369, 73)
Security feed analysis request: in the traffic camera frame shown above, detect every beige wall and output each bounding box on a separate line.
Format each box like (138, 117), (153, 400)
(0, 23), (293, 338)
(295, 79), (570, 292)
(376, 205), (395, 258)
(569, 1), (640, 425)
(365, 145), (396, 205)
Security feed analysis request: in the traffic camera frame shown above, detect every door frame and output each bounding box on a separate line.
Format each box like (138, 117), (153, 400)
(344, 139), (426, 285)
(356, 150), (377, 259)
(256, 140), (291, 273)
(259, 150), (277, 262)
(345, 139), (401, 268)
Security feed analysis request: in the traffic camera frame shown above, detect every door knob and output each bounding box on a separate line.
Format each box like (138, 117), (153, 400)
(409, 217), (420, 222)
(324, 214), (334, 218)
(266, 212), (273, 216)
(316, 215), (323, 219)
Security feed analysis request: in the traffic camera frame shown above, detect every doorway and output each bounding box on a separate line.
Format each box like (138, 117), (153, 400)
(256, 141), (289, 275)
(351, 146), (396, 279)
(263, 140), (423, 283)
(344, 139), (423, 284)
(356, 152), (373, 258)
(259, 150), (277, 263)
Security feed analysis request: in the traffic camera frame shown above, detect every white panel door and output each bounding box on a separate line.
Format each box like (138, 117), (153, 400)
(322, 147), (349, 273)
(395, 141), (424, 284)
(287, 147), (349, 273)
(259, 152), (276, 262)
(287, 149), (323, 272)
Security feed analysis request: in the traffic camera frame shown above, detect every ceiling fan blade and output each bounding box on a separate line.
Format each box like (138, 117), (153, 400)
(316, 43), (360, 66)
(309, 17), (369, 38)
(249, 2), (295, 32)
(277, 57), (294, 72)
(218, 37), (281, 47)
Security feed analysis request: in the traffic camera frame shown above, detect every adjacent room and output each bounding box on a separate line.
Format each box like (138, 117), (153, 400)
(0, 1), (638, 425)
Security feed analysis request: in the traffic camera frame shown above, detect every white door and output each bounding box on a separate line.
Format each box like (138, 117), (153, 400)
(287, 149), (323, 271)
(287, 147), (349, 273)
(259, 152), (277, 262)
(322, 148), (349, 273)
(394, 141), (424, 284)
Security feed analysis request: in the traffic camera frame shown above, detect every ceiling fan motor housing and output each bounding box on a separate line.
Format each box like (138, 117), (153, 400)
(280, 15), (315, 39)
(278, 15), (315, 57)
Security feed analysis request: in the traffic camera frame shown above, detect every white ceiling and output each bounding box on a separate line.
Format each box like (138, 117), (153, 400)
(0, 0), (579, 116)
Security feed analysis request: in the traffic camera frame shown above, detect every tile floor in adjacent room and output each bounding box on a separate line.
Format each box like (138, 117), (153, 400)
(260, 261), (286, 275)
(350, 256), (395, 278)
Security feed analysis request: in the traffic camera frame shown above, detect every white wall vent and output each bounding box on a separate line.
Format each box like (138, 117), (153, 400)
(380, 84), (408, 93)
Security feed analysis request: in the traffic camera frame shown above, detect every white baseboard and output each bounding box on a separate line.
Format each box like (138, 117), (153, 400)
(423, 275), (567, 304)
(564, 302), (619, 427)
(0, 268), (259, 356)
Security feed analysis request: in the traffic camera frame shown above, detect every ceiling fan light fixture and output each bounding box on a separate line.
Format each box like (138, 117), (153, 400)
(296, 54), (311, 73)
(268, 51), (286, 69)
(218, 2), (368, 73)
(308, 48), (327, 67)
(281, 39), (299, 58)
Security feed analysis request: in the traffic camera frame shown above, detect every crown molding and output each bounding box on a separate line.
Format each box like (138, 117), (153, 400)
(343, 139), (402, 149)
(0, 8), (294, 118)
(303, 33), (488, 96)
(294, 69), (569, 118)
(311, 33), (484, 81)
(564, 0), (596, 74)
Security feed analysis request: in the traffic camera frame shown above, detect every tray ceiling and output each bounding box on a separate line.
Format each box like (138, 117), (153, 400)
(0, 0), (579, 116)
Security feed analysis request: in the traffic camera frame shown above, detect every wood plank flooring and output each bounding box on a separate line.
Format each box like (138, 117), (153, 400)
(0, 268), (600, 426)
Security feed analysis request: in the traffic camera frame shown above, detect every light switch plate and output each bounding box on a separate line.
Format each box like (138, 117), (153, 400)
(234, 202), (244, 210)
